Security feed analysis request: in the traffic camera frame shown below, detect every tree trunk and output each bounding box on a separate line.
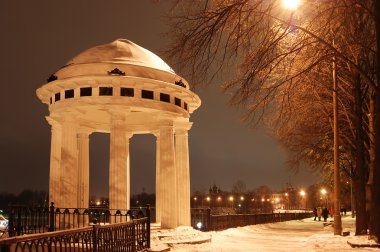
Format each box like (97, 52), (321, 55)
(353, 72), (368, 235)
(367, 88), (375, 235)
(371, 0), (380, 242)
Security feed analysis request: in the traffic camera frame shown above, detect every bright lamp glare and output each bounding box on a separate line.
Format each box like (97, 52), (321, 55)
(282, 0), (300, 10)
(196, 222), (202, 229)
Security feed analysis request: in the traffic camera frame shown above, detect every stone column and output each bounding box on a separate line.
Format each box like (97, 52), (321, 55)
(60, 121), (79, 209)
(126, 132), (131, 212)
(159, 126), (177, 228)
(154, 132), (161, 223)
(175, 127), (191, 226)
(48, 119), (62, 207)
(77, 132), (90, 209)
(109, 113), (131, 213)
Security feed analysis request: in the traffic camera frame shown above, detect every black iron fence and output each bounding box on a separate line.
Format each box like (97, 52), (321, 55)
(0, 217), (150, 252)
(191, 208), (313, 231)
(6, 203), (151, 237)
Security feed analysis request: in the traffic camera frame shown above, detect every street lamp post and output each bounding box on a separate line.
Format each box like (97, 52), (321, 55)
(282, 0), (342, 235)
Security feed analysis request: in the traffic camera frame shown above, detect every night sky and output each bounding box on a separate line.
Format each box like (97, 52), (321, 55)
(0, 1), (317, 197)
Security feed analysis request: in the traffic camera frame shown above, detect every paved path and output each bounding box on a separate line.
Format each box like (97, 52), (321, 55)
(167, 215), (377, 252)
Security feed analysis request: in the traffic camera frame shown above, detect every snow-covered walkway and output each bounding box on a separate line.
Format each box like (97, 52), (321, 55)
(164, 214), (378, 251)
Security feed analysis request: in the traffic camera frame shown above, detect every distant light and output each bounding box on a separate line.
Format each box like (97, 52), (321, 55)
(251, 198), (255, 202)
(285, 193), (288, 197)
(299, 190), (306, 197)
(206, 196), (211, 202)
(194, 197), (197, 201)
(238, 204), (241, 207)
(321, 189), (327, 195)
(266, 199), (270, 202)
(96, 201), (101, 206)
(196, 222), (202, 229)
(282, 0), (300, 10)
(261, 198), (265, 202)
(240, 196), (244, 201)
(217, 196), (222, 201)
(275, 197), (280, 203)
(229, 196), (234, 202)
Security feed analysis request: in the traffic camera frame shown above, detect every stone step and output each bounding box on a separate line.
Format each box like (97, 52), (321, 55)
(151, 226), (211, 247)
(347, 241), (380, 248)
(149, 244), (171, 252)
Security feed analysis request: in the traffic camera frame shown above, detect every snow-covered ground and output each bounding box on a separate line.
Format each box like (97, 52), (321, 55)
(155, 214), (379, 251)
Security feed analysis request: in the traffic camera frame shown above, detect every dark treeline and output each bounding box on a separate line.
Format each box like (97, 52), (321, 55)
(0, 190), (48, 213)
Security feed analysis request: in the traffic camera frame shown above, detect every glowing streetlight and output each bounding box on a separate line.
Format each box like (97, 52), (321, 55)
(299, 190), (306, 197)
(282, 0), (301, 10)
(240, 196), (245, 201)
(217, 196), (222, 202)
(299, 190), (306, 209)
(229, 196), (234, 202)
(321, 189), (328, 207)
(193, 197), (197, 201)
(206, 196), (211, 202)
(321, 189), (327, 195)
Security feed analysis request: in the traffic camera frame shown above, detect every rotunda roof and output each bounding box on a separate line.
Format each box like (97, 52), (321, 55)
(63, 39), (175, 73)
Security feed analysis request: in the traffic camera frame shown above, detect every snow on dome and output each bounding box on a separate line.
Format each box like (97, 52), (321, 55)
(65, 39), (175, 74)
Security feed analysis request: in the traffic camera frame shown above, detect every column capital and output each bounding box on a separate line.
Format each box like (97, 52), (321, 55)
(174, 122), (193, 134)
(46, 116), (61, 130)
(61, 116), (79, 128)
(151, 129), (161, 138)
(125, 132), (133, 139)
(77, 129), (92, 137)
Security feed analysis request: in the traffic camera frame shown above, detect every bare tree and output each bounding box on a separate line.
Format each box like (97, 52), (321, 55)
(232, 179), (247, 193)
(166, 0), (379, 240)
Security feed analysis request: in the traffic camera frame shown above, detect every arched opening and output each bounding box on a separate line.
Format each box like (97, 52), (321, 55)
(88, 133), (156, 212)
(130, 134), (156, 219)
(89, 133), (110, 207)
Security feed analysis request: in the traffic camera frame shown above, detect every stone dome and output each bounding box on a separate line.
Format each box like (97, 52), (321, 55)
(54, 39), (183, 85)
(37, 39), (200, 114)
(64, 39), (175, 73)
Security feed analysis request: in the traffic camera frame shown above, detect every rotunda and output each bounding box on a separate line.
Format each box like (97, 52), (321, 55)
(36, 39), (201, 228)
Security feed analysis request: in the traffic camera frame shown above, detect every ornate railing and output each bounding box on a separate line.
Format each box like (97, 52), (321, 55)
(0, 218), (149, 252)
(191, 208), (313, 231)
(6, 203), (151, 237)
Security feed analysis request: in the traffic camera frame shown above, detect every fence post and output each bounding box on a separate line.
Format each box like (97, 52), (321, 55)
(1, 244), (11, 252)
(132, 220), (136, 251)
(8, 208), (14, 237)
(16, 207), (21, 236)
(146, 204), (151, 248)
(207, 208), (211, 231)
(92, 224), (98, 252)
(49, 202), (55, 232)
